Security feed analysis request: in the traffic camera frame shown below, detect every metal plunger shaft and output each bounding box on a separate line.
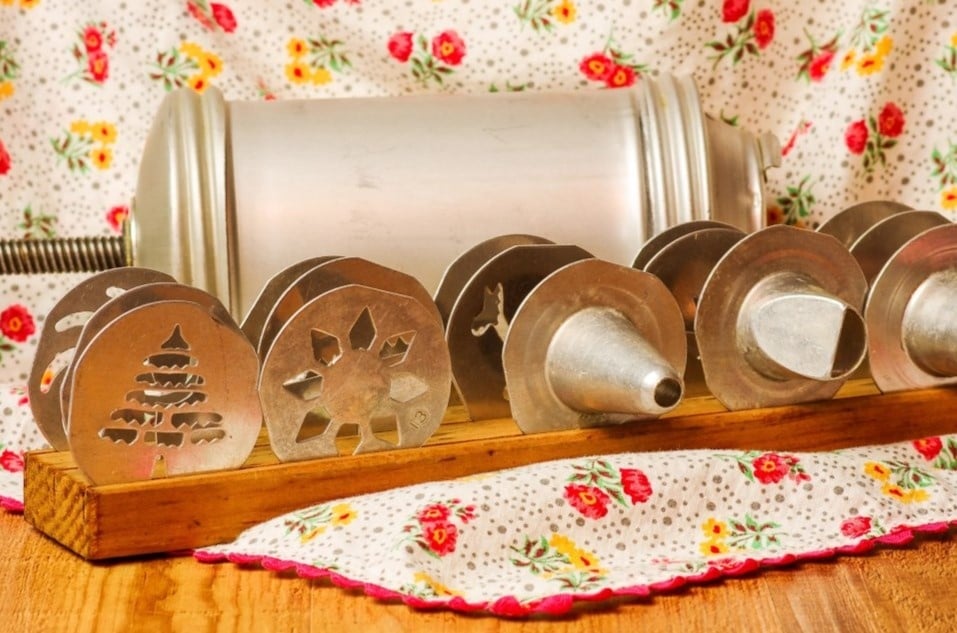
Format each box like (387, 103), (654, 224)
(0, 235), (127, 275)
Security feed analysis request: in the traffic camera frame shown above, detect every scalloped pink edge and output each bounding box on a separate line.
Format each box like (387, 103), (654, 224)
(193, 519), (956, 617)
(0, 494), (23, 513)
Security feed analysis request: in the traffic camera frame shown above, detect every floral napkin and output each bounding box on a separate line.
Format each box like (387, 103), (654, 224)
(197, 436), (957, 616)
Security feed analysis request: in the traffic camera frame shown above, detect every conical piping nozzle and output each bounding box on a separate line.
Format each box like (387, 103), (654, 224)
(545, 307), (684, 418)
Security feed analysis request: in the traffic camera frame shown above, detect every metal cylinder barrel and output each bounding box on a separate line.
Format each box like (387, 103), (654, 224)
(132, 76), (779, 318)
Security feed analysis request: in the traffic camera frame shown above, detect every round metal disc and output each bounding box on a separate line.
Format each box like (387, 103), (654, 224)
(28, 268), (175, 451)
(434, 234), (553, 326)
(67, 300), (261, 485)
(59, 282), (236, 431)
(643, 227), (746, 330)
(260, 284), (451, 461)
(817, 200), (911, 249)
(695, 225), (868, 410)
(643, 226), (745, 396)
(849, 210), (950, 284)
(446, 243), (593, 421)
(866, 223), (957, 392)
(240, 256), (341, 350)
(258, 257), (441, 359)
(503, 259), (686, 433)
(632, 220), (736, 270)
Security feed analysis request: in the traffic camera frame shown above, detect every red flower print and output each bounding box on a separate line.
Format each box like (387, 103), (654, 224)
(913, 437), (943, 461)
(808, 50), (835, 82)
(387, 32), (414, 63)
(106, 205), (129, 232)
(83, 26), (103, 52)
(845, 120), (868, 155)
(417, 503), (451, 524)
(751, 453), (790, 484)
(431, 30), (466, 66)
(0, 305), (35, 342)
(211, 3), (237, 33)
(0, 450), (24, 473)
(564, 484), (610, 519)
(754, 9), (774, 49)
(721, 0), (750, 23)
(312, 0), (336, 6)
(878, 102), (905, 138)
(0, 139), (10, 176)
(605, 64), (636, 88)
(87, 49), (109, 83)
(620, 468), (653, 503)
(840, 516), (872, 538)
(580, 53), (614, 81)
(423, 521), (458, 556)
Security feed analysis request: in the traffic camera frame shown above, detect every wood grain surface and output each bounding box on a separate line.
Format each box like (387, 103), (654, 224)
(1, 512), (955, 632)
(23, 380), (957, 559)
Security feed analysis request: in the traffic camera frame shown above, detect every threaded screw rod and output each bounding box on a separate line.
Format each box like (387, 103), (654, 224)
(0, 236), (127, 274)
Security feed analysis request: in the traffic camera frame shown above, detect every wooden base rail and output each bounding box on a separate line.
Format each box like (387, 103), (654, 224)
(22, 380), (957, 560)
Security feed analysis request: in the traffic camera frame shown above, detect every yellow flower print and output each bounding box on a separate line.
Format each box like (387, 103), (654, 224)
(188, 74), (209, 93)
(702, 517), (728, 539)
(880, 483), (909, 502)
(300, 525), (326, 543)
(20, 0), (40, 7)
(700, 538), (729, 556)
(548, 533), (604, 574)
(907, 488), (930, 503)
(840, 50), (856, 72)
(310, 67), (332, 85)
(875, 35), (893, 58)
(413, 572), (463, 597)
(90, 146), (113, 170)
(287, 38), (308, 59)
(285, 60), (311, 84)
(199, 52), (224, 78)
(942, 187), (957, 211)
(330, 503), (357, 527)
(864, 461), (891, 482)
(855, 52), (884, 76)
(179, 41), (204, 59)
(69, 120), (90, 135)
(90, 121), (117, 144)
(0, 0), (14, 6)
(552, 0), (577, 24)
(0, 81), (13, 99)
(951, 32), (957, 48)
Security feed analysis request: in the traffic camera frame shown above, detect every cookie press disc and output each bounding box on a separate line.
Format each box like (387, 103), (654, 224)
(67, 297), (261, 485)
(695, 225), (868, 410)
(503, 259), (686, 433)
(28, 268), (175, 450)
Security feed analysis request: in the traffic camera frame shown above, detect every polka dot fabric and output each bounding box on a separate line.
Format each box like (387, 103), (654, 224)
(2, 0), (957, 613)
(196, 439), (957, 616)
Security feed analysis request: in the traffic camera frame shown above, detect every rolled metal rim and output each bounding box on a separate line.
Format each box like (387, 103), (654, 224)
(695, 225), (869, 410)
(865, 223), (957, 392)
(818, 200), (912, 249)
(132, 86), (233, 312)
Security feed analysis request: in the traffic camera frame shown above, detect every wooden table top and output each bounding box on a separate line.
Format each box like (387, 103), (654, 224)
(1, 511), (955, 632)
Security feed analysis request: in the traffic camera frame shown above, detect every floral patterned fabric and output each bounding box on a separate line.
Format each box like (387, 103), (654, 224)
(197, 437), (957, 616)
(2, 0), (957, 614)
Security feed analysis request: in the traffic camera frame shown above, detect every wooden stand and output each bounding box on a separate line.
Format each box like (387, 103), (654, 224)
(23, 380), (957, 560)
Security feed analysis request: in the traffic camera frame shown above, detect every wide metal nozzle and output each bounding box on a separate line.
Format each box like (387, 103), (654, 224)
(902, 269), (957, 378)
(738, 273), (868, 382)
(546, 307), (684, 417)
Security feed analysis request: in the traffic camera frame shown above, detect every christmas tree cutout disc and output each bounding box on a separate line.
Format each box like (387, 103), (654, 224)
(68, 298), (261, 485)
